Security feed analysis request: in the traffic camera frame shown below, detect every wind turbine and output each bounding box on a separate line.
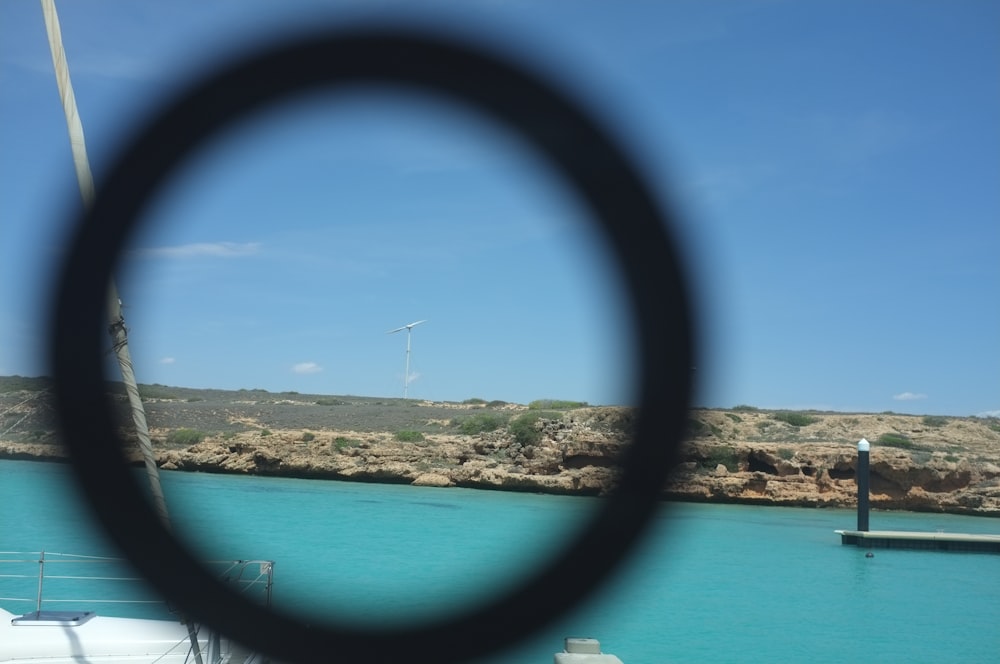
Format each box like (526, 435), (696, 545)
(387, 319), (427, 398)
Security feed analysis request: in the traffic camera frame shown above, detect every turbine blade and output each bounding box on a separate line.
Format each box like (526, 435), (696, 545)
(388, 319), (426, 333)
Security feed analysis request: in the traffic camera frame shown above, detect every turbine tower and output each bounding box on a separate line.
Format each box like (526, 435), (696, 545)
(387, 319), (426, 398)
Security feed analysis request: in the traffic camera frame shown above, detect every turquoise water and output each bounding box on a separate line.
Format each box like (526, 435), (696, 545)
(2, 458), (998, 662)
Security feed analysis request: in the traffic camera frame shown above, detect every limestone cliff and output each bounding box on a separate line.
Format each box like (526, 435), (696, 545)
(2, 382), (999, 517)
(144, 408), (1000, 516)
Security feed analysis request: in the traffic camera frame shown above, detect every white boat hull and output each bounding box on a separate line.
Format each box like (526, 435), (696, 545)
(0, 608), (250, 664)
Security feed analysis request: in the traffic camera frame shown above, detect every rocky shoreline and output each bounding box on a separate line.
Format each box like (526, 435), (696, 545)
(3, 382), (999, 517)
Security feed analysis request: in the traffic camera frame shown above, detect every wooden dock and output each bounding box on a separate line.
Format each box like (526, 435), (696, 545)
(836, 529), (1000, 553)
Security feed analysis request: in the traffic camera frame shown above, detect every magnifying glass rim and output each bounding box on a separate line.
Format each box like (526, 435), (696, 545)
(49, 26), (694, 663)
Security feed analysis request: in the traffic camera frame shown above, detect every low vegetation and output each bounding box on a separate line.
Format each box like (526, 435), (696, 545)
(687, 418), (723, 439)
(452, 412), (507, 435)
(687, 418), (708, 437)
(5, 377), (996, 474)
(165, 428), (206, 446)
(528, 399), (588, 410)
(877, 432), (914, 449)
(332, 436), (362, 451)
(700, 446), (739, 472)
(508, 411), (561, 446)
(0, 376), (51, 393)
(138, 384), (179, 400)
(461, 398), (487, 405)
(772, 411), (819, 427)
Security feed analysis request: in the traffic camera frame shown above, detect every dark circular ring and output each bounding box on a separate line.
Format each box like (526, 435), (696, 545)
(49, 26), (694, 663)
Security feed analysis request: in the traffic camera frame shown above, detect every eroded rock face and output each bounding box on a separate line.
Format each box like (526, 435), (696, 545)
(145, 411), (1000, 515)
(668, 439), (1000, 515)
(4, 405), (1000, 517)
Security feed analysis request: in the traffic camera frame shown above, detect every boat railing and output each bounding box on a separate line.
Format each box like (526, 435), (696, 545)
(0, 550), (274, 618)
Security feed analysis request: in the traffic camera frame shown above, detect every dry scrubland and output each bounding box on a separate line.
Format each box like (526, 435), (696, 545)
(2, 377), (999, 516)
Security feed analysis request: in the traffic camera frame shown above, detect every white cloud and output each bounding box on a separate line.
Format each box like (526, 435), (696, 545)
(159, 357), (176, 365)
(292, 362), (322, 375)
(893, 392), (927, 401)
(131, 242), (261, 259)
(976, 409), (1000, 418)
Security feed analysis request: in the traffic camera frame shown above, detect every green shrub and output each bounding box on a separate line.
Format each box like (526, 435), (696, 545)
(702, 446), (739, 472)
(777, 447), (795, 460)
(462, 398), (487, 405)
(333, 436), (361, 451)
(733, 404), (759, 411)
(0, 375), (52, 393)
(486, 400), (508, 408)
(725, 413), (743, 423)
(300, 432), (315, 442)
(314, 398), (346, 406)
(877, 432), (913, 449)
(687, 418), (709, 438)
(528, 399), (588, 410)
(395, 430), (424, 442)
(260, 429), (272, 437)
(454, 412), (507, 435)
(772, 411), (819, 427)
(166, 428), (206, 446)
(922, 415), (949, 428)
(509, 412), (559, 446)
(138, 384), (178, 400)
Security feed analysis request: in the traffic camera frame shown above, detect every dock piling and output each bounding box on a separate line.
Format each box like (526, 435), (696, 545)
(857, 438), (870, 532)
(837, 438), (1000, 553)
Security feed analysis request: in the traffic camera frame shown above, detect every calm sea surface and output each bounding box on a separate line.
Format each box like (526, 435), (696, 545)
(2, 458), (998, 663)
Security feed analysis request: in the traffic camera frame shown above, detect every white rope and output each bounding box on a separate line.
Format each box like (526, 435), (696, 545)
(37, 4), (202, 662)
(38, 0), (171, 531)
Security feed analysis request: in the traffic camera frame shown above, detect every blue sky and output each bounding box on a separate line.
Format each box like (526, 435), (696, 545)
(1, 1), (997, 415)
